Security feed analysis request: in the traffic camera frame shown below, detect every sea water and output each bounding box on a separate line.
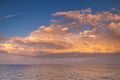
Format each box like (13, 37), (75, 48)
(0, 64), (120, 80)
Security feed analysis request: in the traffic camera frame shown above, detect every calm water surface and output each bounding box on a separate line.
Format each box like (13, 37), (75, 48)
(0, 64), (120, 80)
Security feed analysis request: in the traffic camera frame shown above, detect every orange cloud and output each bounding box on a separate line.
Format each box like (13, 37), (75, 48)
(0, 9), (120, 56)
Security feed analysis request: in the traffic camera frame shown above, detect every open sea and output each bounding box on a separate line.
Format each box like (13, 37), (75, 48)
(0, 64), (120, 80)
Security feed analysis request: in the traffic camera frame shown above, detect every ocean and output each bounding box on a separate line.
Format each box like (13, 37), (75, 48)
(0, 64), (120, 80)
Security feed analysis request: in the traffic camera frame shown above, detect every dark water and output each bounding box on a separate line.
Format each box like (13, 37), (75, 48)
(0, 64), (120, 80)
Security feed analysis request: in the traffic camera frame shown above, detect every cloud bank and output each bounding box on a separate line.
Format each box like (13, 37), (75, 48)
(0, 9), (120, 56)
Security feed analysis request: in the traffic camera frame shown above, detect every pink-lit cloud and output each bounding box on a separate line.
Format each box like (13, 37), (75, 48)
(0, 9), (120, 56)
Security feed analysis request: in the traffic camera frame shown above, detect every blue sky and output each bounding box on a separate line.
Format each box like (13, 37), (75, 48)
(0, 0), (120, 37)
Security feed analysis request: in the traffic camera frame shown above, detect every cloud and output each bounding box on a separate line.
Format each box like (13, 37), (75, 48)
(0, 9), (120, 56)
(0, 36), (9, 42)
(0, 13), (23, 20)
(111, 8), (120, 13)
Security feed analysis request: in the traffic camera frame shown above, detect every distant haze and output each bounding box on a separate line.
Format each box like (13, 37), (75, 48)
(0, 53), (120, 64)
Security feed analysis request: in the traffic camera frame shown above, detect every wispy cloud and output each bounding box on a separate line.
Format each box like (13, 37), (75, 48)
(0, 13), (23, 20)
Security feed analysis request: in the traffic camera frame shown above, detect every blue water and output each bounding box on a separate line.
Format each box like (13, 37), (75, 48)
(0, 64), (120, 80)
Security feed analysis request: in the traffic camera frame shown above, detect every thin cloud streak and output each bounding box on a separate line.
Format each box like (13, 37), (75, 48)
(0, 13), (23, 20)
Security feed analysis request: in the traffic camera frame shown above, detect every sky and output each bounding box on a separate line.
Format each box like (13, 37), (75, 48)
(0, 0), (120, 64)
(0, 0), (120, 37)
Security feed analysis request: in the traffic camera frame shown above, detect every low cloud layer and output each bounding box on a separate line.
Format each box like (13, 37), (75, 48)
(0, 9), (120, 56)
